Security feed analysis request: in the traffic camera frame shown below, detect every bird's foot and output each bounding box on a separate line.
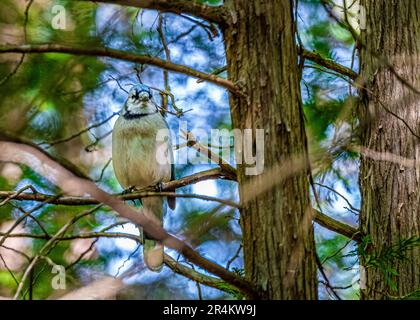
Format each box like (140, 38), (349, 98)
(122, 186), (136, 195)
(122, 187), (142, 206)
(155, 182), (165, 192)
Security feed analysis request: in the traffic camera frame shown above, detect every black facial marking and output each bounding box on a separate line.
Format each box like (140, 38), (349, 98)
(123, 110), (158, 120)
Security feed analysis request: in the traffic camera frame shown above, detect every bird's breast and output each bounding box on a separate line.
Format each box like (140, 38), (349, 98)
(112, 115), (172, 189)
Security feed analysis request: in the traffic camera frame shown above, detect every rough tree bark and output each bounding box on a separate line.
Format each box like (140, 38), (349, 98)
(359, 0), (420, 299)
(222, 0), (317, 299)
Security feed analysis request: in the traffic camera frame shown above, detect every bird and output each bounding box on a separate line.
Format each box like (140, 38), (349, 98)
(112, 83), (176, 272)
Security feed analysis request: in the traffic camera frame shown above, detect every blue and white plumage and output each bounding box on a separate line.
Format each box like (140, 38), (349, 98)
(112, 84), (175, 272)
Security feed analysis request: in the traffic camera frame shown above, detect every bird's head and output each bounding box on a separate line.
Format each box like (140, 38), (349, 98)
(123, 84), (157, 117)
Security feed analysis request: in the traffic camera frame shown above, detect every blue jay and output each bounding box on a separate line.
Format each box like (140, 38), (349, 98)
(112, 84), (175, 272)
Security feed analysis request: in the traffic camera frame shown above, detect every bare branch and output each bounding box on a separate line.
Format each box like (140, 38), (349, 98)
(0, 195), (61, 248)
(226, 244), (242, 270)
(1, 132), (91, 180)
(177, 14), (218, 40)
(39, 113), (119, 148)
(95, 158), (112, 182)
(315, 182), (360, 213)
(321, 237), (354, 264)
(180, 130), (237, 180)
(301, 49), (358, 80)
(0, 168), (236, 206)
(316, 253), (342, 300)
(0, 184), (37, 207)
(157, 14), (171, 115)
(84, 129), (113, 152)
(0, 54), (25, 87)
(81, 0), (226, 25)
(196, 47), (357, 85)
(314, 209), (361, 242)
(164, 255), (240, 297)
(0, 44), (241, 95)
(197, 66), (227, 83)
(0, 0), (33, 87)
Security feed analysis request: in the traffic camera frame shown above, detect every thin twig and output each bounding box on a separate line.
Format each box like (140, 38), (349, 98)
(315, 182), (360, 213)
(40, 113), (118, 148)
(316, 253), (342, 300)
(226, 244), (242, 270)
(95, 158), (112, 182)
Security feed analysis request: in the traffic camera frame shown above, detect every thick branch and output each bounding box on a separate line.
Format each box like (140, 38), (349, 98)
(164, 255), (241, 297)
(0, 131), (90, 180)
(0, 167), (234, 206)
(0, 187), (238, 208)
(313, 209), (361, 242)
(0, 44), (240, 94)
(302, 49), (358, 80)
(83, 0), (226, 25)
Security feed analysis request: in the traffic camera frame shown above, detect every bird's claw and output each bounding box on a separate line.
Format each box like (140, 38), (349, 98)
(122, 186), (136, 194)
(155, 182), (164, 192)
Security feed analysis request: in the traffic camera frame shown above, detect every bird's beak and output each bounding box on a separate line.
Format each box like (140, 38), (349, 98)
(138, 91), (150, 102)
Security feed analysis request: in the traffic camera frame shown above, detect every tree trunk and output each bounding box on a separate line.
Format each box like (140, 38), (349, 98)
(359, 0), (420, 299)
(222, 0), (317, 299)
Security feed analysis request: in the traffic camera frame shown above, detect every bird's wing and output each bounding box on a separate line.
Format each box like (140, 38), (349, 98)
(171, 162), (176, 182)
(165, 119), (176, 211)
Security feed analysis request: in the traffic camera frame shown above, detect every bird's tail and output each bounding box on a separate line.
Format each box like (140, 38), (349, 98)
(141, 197), (165, 272)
